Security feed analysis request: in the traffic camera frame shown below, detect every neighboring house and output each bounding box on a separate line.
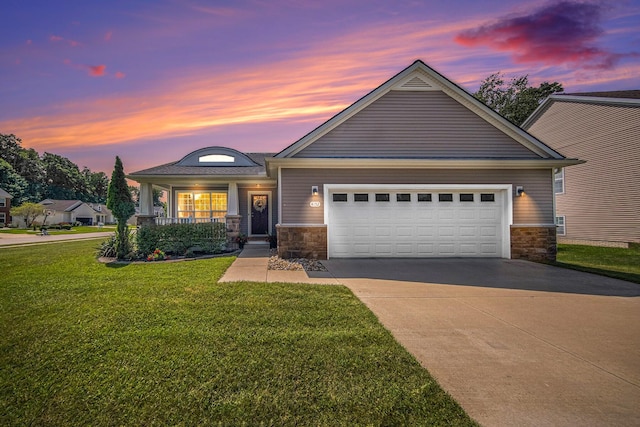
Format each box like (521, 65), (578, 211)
(0, 188), (12, 226)
(523, 91), (640, 247)
(130, 60), (582, 261)
(38, 199), (113, 225)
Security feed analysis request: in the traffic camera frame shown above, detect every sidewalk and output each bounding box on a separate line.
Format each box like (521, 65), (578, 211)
(219, 243), (341, 285)
(0, 231), (114, 247)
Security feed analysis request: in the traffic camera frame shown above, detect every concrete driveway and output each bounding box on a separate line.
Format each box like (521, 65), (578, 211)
(322, 258), (640, 427)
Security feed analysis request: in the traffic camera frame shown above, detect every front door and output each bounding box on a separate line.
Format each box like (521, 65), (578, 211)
(250, 194), (269, 235)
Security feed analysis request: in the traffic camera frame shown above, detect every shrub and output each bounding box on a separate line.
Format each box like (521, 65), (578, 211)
(137, 222), (227, 256)
(98, 235), (117, 258)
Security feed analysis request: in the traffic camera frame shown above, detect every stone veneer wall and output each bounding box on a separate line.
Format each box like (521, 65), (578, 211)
(277, 225), (327, 259)
(511, 226), (557, 262)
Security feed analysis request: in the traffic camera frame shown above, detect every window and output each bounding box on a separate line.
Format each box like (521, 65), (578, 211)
(332, 193), (347, 202)
(556, 216), (566, 236)
(0, 197), (5, 207)
(354, 193), (369, 202)
(199, 154), (235, 163)
(481, 193), (495, 202)
(396, 193), (411, 202)
(460, 193), (474, 202)
(177, 191), (227, 219)
(417, 193), (432, 202)
(0, 212), (5, 224)
(438, 193), (453, 202)
(554, 169), (565, 194)
(375, 193), (390, 202)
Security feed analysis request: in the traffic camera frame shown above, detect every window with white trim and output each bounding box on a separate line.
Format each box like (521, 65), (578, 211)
(0, 197), (5, 207)
(556, 215), (566, 236)
(177, 191), (227, 219)
(0, 212), (5, 224)
(554, 169), (565, 194)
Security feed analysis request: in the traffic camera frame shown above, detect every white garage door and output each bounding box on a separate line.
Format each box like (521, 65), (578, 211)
(328, 187), (508, 258)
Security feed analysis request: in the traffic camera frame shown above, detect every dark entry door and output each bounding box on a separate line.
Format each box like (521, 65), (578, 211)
(251, 194), (269, 235)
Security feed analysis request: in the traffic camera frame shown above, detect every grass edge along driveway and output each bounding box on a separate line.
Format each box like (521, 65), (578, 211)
(0, 240), (476, 426)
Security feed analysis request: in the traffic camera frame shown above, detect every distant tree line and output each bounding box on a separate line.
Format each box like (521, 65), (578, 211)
(0, 133), (109, 206)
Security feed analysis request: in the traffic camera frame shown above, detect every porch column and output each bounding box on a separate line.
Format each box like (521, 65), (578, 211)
(227, 182), (239, 215)
(139, 183), (154, 216)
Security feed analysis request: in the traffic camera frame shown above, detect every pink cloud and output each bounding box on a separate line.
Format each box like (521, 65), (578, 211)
(50, 35), (64, 42)
(455, 1), (637, 70)
(115, 71), (125, 79)
(88, 65), (107, 76)
(104, 31), (113, 41)
(49, 34), (81, 47)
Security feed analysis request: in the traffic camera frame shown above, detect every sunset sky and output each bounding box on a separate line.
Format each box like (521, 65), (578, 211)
(2, 0), (639, 174)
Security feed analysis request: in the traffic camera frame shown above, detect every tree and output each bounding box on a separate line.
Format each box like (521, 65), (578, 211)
(10, 202), (44, 228)
(106, 156), (136, 259)
(473, 73), (563, 126)
(0, 159), (29, 206)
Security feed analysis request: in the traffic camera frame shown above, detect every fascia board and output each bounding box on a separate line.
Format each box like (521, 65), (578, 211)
(267, 158), (584, 172)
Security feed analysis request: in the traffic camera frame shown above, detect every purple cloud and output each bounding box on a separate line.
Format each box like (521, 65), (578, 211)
(455, 1), (636, 70)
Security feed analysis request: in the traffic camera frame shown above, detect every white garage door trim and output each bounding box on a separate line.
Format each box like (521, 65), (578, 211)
(324, 184), (513, 259)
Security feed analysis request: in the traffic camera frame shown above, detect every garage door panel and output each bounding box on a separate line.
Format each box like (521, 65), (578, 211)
(329, 189), (506, 258)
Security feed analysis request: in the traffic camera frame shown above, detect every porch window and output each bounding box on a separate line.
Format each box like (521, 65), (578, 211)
(177, 192), (227, 219)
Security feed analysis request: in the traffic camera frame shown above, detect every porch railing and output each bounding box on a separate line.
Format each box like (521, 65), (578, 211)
(155, 217), (224, 226)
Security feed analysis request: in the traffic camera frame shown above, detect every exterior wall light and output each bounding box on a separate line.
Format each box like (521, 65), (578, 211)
(515, 186), (524, 197)
(312, 186), (319, 196)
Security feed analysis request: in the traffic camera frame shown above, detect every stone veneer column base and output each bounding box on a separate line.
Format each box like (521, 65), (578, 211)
(277, 224), (327, 259)
(226, 215), (241, 248)
(511, 226), (557, 262)
(136, 215), (156, 227)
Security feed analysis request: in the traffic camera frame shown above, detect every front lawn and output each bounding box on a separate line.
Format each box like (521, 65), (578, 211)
(0, 240), (475, 426)
(0, 225), (116, 235)
(555, 244), (640, 284)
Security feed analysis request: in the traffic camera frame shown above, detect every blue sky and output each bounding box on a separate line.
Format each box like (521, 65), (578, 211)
(1, 0), (639, 173)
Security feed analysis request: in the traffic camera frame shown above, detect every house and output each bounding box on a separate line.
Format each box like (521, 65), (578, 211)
(38, 199), (114, 226)
(0, 188), (12, 226)
(522, 91), (640, 248)
(130, 60), (582, 261)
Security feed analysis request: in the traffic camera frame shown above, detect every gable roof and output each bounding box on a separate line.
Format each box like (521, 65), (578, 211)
(0, 188), (12, 199)
(523, 92), (640, 130)
(39, 199), (85, 212)
(275, 60), (565, 160)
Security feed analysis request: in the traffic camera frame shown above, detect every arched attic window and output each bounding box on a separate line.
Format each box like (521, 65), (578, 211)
(176, 147), (257, 167)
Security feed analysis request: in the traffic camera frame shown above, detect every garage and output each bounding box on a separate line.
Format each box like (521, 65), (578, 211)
(326, 185), (511, 258)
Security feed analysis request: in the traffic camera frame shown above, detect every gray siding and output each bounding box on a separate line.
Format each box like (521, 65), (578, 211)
(295, 91), (541, 159)
(528, 101), (640, 243)
(238, 185), (278, 235)
(280, 168), (553, 225)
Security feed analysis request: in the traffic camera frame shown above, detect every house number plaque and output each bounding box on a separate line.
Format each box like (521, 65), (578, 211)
(309, 201), (321, 207)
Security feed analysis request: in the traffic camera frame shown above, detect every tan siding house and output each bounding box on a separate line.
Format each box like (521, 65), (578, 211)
(130, 60), (582, 261)
(523, 93), (640, 247)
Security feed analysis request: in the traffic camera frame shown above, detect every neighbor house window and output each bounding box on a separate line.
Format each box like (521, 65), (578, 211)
(554, 169), (565, 194)
(556, 216), (566, 236)
(0, 213), (5, 224)
(177, 191), (227, 219)
(0, 197), (5, 207)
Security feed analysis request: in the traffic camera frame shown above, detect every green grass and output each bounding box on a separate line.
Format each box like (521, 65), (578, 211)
(555, 244), (640, 284)
(0, 240), (475, 426)
(0, 225), (116, 235)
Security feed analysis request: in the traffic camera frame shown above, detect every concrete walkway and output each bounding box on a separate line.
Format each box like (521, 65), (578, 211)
(219, 243), (340, 284)
(0, 231), (115, 247)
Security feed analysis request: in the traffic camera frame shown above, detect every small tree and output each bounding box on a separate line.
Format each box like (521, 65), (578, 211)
(10, 202), (44, 228)
(473, 73), (563, 126)
(106, 156), (135, 259)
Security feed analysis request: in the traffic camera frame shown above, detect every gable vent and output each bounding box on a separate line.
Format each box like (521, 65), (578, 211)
(403, 76), (432, 88)
(395, 75), (439, 91)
